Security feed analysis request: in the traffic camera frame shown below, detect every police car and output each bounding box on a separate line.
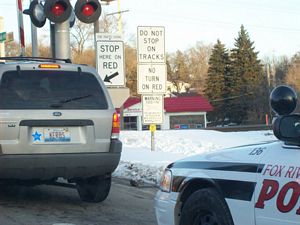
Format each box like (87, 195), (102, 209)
(155, 85), (300, 225)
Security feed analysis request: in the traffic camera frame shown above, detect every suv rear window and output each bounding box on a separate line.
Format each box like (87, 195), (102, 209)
(0, 70), (108, 109)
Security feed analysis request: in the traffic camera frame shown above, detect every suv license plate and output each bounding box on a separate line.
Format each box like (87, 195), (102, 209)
(44, 128), (71, 142)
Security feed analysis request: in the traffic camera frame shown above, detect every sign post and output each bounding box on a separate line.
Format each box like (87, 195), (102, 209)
(150, 124), (156, 151)
(137, 26), (166, 151)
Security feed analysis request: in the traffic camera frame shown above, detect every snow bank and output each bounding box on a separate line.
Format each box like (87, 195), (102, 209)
(113, 129), (276, 185)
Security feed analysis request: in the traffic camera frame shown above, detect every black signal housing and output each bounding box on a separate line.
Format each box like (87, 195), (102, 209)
(23, 0), (46, 28)
(44, 0), (72, 23)
(75, 0), (102, 24)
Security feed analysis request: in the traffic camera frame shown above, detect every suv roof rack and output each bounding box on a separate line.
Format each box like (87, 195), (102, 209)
(0, 57), (72, 63)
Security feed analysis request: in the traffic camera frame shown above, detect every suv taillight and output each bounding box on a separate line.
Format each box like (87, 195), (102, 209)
(111, 112), (120, 139)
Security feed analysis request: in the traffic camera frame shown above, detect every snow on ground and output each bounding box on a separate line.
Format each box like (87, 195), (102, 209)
(113, 129), (277, 185)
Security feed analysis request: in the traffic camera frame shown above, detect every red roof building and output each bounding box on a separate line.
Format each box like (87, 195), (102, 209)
(120, 96), (213, 130)
(164, 96), (213, 113)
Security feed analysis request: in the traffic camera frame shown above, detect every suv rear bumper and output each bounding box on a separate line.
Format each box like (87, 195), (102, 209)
(0, 140), (122, 180)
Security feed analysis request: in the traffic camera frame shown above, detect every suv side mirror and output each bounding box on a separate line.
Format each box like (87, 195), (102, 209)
(274, 114), (300, 146)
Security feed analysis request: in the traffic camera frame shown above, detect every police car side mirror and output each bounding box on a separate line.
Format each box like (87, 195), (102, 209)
(273, 115), (300, 146)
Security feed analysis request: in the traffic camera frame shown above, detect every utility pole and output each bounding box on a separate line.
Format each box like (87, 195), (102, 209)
(55, 21), (70, 59)
(50, 23), (56, 58)
(117, 0), (122, 33)
(30, 0), (38, 57)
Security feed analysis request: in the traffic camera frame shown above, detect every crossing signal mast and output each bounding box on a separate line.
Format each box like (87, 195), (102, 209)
(23, 0), (103, 59)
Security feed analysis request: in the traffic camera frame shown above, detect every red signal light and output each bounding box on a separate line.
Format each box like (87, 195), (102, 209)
(82, 4), (95, 16)
(51, 3), (65, 16)
(75, 0), (102, 24)
(44, 0), (72, 23)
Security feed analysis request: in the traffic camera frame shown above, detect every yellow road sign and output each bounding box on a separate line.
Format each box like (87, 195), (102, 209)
(150, 124), (156, 132)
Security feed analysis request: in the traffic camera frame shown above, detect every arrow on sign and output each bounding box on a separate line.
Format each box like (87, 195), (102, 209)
(104, 72), (119, 83)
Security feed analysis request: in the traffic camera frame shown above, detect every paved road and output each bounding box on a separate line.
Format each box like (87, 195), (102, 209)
(0, 178), (158, 225)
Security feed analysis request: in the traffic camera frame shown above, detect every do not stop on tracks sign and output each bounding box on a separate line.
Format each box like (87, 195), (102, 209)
(137, 26), (165, 64)
(96, 33), (125, 87)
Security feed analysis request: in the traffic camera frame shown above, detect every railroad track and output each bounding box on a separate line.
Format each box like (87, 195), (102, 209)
(206, 124), (273, 132)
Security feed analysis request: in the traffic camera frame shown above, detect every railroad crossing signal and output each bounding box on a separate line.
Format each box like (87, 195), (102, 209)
(24, 0), (102, 27)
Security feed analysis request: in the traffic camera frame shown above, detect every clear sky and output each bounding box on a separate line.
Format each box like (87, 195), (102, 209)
(1, 0), (300, 58)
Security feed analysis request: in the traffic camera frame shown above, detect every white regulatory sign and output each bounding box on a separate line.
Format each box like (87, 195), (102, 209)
(142, 95), (164, 124)
(137, 26), (165, 64)
(138, 64), (166, 94)
(96, 35), (125, 86)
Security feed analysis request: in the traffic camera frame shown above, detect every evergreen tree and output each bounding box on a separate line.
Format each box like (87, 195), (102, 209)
(205, 39), (229, 124)
(228, 25), (264, 124)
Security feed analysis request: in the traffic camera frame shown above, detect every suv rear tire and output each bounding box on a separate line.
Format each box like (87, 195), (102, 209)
(76, 175), (111, 203)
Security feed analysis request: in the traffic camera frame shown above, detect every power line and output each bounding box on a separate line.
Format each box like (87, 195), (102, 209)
(134, 11), (300, 34)
(187, 0), (300, 16)
(210, 92), (254, 102)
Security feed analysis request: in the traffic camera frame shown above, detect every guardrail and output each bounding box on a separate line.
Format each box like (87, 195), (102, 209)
(205, 124), (273, 132)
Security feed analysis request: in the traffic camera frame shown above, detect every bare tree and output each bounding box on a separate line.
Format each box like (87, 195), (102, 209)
(186, 42), (212, 94)
(286, 52), (300, 90)
(167, 43), (212, 94)
(125, 44), (137, 96)
(5, 41), (20, 57)
(71, 20), (94, 55)
(70, 14), (119, 54)
(99, 13), (119, 33)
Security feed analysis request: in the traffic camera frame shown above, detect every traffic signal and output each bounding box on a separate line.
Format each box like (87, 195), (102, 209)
(75, 0), (102, 24)
(23, 0), (46, 28)
(44, 0), (72, 23)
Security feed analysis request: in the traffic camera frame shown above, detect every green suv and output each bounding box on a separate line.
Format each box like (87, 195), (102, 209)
(0, 57), (122, 202)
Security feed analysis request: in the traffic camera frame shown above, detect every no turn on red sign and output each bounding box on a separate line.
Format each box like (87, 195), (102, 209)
(137, 26), (165, 64)
(138, 64), (167, 94)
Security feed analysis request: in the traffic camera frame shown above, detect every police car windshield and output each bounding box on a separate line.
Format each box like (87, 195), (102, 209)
(0, 70), (108, 109)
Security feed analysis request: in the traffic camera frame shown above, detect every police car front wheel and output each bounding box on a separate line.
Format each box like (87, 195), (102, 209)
(180, 188), (234, 225)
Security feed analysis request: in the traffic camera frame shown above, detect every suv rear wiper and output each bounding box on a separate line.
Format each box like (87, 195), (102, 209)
(50, 94), (93, 108)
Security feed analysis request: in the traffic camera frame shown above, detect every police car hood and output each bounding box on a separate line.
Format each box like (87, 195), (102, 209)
(174, 140), (279, 165)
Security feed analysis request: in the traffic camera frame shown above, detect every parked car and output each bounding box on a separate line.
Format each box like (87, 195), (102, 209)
(155, 85), (300, 225)
(0, 57), (122, 203)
